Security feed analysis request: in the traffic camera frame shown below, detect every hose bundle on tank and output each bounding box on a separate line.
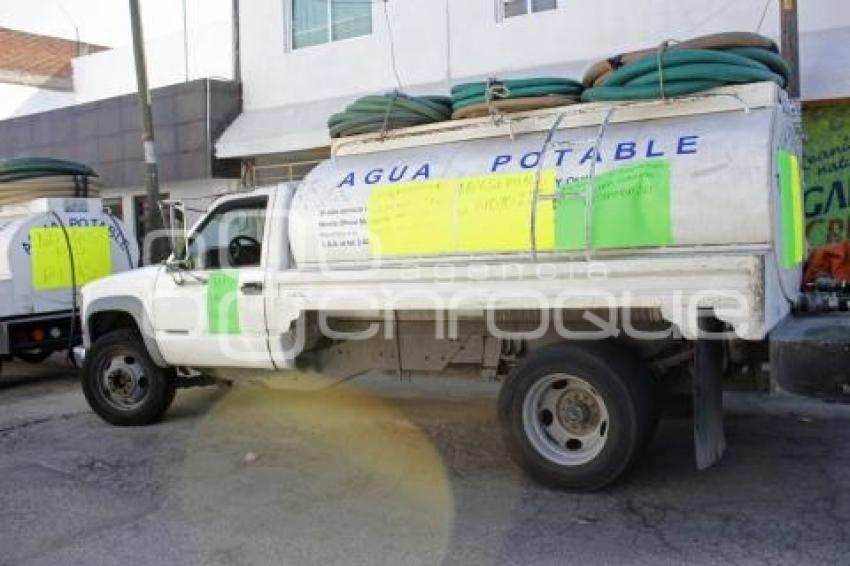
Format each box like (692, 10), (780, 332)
(451, 77), (584, 119)
(581, 32), (792, 102)
(0, 157), (100, 206)
(328, 32), (790, 138)
(328, 93), (453, 138)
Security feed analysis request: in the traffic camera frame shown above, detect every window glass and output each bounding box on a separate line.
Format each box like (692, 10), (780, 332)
(503, 0), (557, 18)
(187, 198), (267, 270)
(292, 0), (329, 49)
(292, 0), (371, 49)
(504, 0), (528, 17)
(531, 0), (557, 11)
(331, 0), (372, 41)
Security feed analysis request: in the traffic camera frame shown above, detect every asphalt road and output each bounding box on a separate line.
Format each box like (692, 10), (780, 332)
(2, 359), (850, 566)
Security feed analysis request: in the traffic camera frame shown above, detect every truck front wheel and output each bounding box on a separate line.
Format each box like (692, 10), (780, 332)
(82, 329), (176, 426)
(498, 341), (657, 492)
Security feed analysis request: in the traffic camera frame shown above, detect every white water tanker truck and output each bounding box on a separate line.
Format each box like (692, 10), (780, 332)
(77, 82), (833, 491)
(0, 196), (138, 367)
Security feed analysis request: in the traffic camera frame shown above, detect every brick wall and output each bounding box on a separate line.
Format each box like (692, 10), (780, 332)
(0, 27), (106, 81)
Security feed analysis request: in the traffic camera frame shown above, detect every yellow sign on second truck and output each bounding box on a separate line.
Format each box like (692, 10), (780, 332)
(30, 226), (112, 290)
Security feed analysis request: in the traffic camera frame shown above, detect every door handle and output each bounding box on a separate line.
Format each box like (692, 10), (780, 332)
(241, 281), (264, 294)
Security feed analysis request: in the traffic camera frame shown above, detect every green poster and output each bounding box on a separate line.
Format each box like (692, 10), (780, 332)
(555, 160), (672, 251)
(777, 150), (805, 269)
(207, 271), (241, 335)
(802, 104), (850, 247)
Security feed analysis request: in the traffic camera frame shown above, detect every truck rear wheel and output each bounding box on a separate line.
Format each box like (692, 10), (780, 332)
(498, 341), (657, 491)
(82, 329), (176, 426)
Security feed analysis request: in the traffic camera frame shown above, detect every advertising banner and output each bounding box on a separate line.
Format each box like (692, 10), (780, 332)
(802, 104), (850, 247)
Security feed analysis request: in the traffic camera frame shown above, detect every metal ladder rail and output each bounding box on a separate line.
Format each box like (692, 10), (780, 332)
(528, 90), (757, 263)
(529, 106), (620, 262)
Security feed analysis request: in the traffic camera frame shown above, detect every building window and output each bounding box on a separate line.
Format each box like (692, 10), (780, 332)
(502, 0), (557, 19)
(290, 0), (372, 50)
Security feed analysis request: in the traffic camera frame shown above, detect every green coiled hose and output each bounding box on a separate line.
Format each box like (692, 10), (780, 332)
(451, 77), (584, 113)
(328, 94), (453, 138)
(329, 34), (791, 136)
(582, 46), (791, 102)
(0, 157), (96, 183)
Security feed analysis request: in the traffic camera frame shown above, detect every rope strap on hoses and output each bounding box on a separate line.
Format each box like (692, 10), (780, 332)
(450, 77), (584, 119)
(328, 93), (452, 138)
(582, 32), (792, 102)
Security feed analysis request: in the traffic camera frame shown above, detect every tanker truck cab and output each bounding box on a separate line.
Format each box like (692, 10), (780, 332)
(80, 82), (826, 491)
(151, 189), (279, 370)
(81, 187), (283, 410)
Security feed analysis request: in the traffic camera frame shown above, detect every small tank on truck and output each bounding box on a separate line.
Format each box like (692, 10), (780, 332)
(0, 197), (138, 366)
(79, 82), (815, 491)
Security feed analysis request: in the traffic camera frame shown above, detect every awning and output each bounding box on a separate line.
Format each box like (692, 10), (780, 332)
(215, 96), (346, 159)
(214, 62), (598, 160)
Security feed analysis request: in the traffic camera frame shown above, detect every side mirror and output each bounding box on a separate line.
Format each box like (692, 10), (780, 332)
(162, 200), (189, 264)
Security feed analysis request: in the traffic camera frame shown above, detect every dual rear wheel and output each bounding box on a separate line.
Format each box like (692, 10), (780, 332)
(498, 341), (658, 492)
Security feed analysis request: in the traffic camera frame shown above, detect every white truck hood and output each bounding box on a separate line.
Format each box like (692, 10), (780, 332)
(81, 265), (162, 315)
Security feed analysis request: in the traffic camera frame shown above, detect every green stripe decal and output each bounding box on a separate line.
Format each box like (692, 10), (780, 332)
(207, 271), (241, 335)
(554, 160), (673, 251)
(777, 150), (804, 269)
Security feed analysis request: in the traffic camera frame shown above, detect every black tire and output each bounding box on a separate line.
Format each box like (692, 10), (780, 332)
(82, 329), (176, 426)
(15, 349), (53, 364)
(498, 341), (658, 492)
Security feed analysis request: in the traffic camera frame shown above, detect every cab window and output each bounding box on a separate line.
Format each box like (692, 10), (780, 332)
(186, 197), (267, 270)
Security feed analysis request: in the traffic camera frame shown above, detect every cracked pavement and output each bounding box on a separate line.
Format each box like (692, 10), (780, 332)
(2, 359), (850, 566)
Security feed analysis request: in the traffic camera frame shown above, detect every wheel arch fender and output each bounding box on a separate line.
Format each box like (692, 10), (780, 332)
(85, 296), (167, 367)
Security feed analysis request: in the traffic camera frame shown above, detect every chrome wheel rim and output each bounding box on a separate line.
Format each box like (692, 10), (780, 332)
(99, 352), (149, 410)
(522, 374), (610, 466)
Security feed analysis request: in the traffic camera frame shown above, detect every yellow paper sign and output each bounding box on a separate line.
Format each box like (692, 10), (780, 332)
(367, 179), (455, 256)
(456, 171), (555, 253)
(31, 226), (112, 290)
(366, 171), (556, 257)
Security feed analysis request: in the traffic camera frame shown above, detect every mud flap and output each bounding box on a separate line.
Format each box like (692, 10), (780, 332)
(693, 313), (726, 470)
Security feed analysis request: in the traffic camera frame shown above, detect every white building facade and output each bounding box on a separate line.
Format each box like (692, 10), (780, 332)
(217, 0), (850, 179)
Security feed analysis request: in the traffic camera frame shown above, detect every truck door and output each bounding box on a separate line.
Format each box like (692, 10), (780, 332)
(152, 194), (273, 369)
